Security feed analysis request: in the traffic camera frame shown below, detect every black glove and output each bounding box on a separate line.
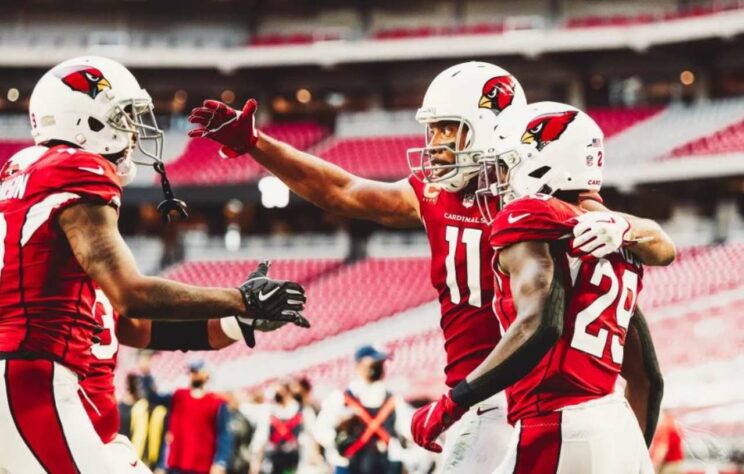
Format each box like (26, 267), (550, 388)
(235, 260), (309, 347)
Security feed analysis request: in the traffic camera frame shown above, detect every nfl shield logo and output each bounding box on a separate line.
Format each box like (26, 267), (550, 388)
(462, 193), (475, 208)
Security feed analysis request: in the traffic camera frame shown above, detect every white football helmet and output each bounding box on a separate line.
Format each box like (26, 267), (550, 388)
(407, 61), (527, 193)
(476, 101), (604, 222)
(29, 56), (163, 186)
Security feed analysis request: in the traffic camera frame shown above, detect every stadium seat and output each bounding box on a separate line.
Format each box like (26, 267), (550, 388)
(310, 135), (420, 180)
(147, 257), (437, 380)
(641, 244), (744, 309)
(664, 118), (744, 158)
(587, 107), (663, 138)
(166, 122), (328, 185)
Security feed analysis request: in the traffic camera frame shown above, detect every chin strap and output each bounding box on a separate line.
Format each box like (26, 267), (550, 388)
(153, 161), (189, 224)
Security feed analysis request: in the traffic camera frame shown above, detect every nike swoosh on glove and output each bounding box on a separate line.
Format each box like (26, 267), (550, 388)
(187, 99), (259, 158)
(235, 260), (309, 347)
(410, 391), (467, 453)
(571, 211), (631, 259)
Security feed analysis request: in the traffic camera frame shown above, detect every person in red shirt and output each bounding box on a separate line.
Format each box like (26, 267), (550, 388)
(0, 56), (308, 474)
(410, 102), (663, 473)
(160, 361), (232, 474)
(651, 410), (684, 474)
(189, 63), (674, 473)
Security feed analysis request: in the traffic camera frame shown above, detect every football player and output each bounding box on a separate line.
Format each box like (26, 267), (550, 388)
(411, 102), (660, 473)
(0, 56), (308, 473)
(84, 262), (288, 474)
(188, 62), (673, 472)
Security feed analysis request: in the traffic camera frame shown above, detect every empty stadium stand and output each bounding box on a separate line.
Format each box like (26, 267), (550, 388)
(139, 243), (744, 397)
(651, 298), (744, 369)
(605, 97), (744, 166)
(665, 119), (744, 158)
(309, 135), (419, 180)
(641, 244), (744, 309)
(165, 122), (328, 186)
(163, 256), (435, 352)
(587, 107), (663, 138)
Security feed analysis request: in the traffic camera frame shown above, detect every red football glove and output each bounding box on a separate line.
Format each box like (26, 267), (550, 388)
(187, 99), (259, 158)
(410, 392), (467, 453)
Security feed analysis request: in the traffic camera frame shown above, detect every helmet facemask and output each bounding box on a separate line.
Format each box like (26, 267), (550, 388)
(107, 99), (163, 179)
(107, 99), (187, 223)
(475, 150), (521, 224)
(407, 119), (481, 193)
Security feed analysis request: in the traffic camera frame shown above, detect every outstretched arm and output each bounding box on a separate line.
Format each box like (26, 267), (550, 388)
(621, 307), (664, 446)
(60, 202), (244, 320)
(189, 99), (421, 228)
(579, 200), (676, 266)
(253, 133), (420, 228)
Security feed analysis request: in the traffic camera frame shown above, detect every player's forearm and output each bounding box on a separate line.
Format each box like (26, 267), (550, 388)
(621, 214), (676, 266)
(454, 276), (562, 407)
(578, 200), (675, 266)
(121, 277), (245, 321)
(252, 133), (360, 214)
(253, 134), (419, 227)
(624, 308), (664, 446)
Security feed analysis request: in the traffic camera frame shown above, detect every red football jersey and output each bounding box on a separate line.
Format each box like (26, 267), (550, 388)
(0, 145), (121, 377)
(408, 177), (502, 387)
(489, 194), (643, 424)
(80, 288), (121, 443)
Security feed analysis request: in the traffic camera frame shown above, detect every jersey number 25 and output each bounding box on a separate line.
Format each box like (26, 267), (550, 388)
(570, 259), (639, 364)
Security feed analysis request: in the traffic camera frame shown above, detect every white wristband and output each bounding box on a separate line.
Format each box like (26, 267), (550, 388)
(219, 317), (243, 341)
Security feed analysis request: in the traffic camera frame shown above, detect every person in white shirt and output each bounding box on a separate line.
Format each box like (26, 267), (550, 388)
(314, 345), (413, 474)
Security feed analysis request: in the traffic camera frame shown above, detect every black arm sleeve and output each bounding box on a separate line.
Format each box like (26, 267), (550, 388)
(631, 307), (664, 446)
(451, 260), (566, 408)
(147, 320), (212, 351)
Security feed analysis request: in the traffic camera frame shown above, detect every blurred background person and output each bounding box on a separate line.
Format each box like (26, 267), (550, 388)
(123, 352), (170, 470)
(651, 410), (685, 474)
(314, 345), (412, 474)
(224, 391), (254, 474)
(249, 381), (306, 474)
(157, 360), (233, 474)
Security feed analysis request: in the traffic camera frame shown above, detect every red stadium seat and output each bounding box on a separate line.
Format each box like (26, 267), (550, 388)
(664, 119), (744, 159)
(166, 122), (328, 185)
(310, 135), (420, 180)
(586, 107), (663, 138)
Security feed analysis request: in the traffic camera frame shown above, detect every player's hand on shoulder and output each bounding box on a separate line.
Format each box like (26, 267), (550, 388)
(571, 211), (631, 258)
(187, 99), (259, 158)
(410, 391), (467, 453)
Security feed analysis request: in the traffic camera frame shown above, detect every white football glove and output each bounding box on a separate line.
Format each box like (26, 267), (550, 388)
(572, 211), (631, 258)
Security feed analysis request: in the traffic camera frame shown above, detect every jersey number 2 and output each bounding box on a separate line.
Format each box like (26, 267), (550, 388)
(444, 226), (482, 307)
(570, 259), (638, 364)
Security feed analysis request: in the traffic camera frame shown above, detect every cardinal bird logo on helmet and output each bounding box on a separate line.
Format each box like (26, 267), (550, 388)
(479, 76), (516, 114)
(521, 111), (578, 151)
(54, 65), (111, 100)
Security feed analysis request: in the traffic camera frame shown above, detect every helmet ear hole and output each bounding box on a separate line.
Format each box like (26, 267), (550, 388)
(88, 117), (105, 132)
